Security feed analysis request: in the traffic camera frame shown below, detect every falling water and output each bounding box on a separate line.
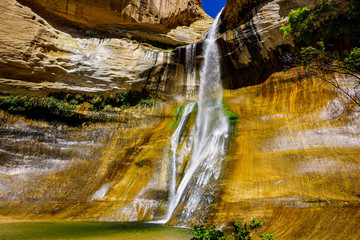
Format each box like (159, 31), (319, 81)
(168, 102), (197, 211)
(185, 43), (197, 95)
(162, 9), (229, 224)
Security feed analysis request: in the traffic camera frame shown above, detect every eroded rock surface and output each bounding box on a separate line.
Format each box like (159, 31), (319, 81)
(218, 0), (327, 89)
(0, 0), (202, 96)
(215, 69), (360, 239)
(1, 0), (360, 239)
(17, 0), (212, 46)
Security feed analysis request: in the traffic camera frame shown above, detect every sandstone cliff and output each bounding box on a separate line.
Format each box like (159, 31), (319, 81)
(217, 0), (326, 89)
(0, 0), (206, 97)
(1, 0), (360, 239)
(17, 0), (212, 46)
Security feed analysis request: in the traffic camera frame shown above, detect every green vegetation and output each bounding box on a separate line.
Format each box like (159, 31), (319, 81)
(168, 105), (186, 130)
(168, 103), (198, 131)
(222, 99), (240, 130)
(0, 94), (85, 126)
(0, 91), (157, 126)
(280, 0), (360, 43)
(280, 0), (360, 107)
(280, 7), (311, 40)
(167, 101), (240, 140)
(190, 218), (276, 240)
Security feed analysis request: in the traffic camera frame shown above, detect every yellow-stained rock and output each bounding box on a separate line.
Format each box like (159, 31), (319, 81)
(1, 68), (359, 239)
(214, 68), (360, 239)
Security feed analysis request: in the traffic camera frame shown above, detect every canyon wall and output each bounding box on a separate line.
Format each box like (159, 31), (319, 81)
(0, 0), (360, 239)
(0, 0), (209, 97)
(17, 0), (212, 46)
(218, 0), (328, 88)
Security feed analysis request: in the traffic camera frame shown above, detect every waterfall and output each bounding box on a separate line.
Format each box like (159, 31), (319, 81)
(168, 102), (197, 214)
(185, 43), (197, 96)
(160, 9), (229, 225)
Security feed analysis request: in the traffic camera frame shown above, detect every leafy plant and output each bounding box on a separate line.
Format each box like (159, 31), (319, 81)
(280, 7), (311, 40)
(259, 234), (276, 240)
(138, 98), (154, 107)
(231, 218), (262, 240)
(0, 91), (164, 125)
(190, 218), (276, 240)
(90, 95), (105, 111)
(298, 42), (360, 106)
(280, 0), (359, 43)
(191, 225), (226, 240)
(280, 0), (360, 107)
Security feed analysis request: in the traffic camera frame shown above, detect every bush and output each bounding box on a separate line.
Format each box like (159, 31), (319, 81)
(138, 98), (154, 107)
(0, 94), (82, 125)
(0, 91), (160, 125)
(280, 7), (311, 40)
(191, 225), (226, 240)
(190, 218), (276, 240)
(90, 95), (105, 111)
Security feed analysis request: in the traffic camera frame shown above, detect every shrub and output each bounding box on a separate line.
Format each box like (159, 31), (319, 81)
(138, 98), (154, 107)
(190, 218), (276, 240)
(90, 95), (105, 111)
(191, 225), (226, 240)
(0, 91), (160, 125)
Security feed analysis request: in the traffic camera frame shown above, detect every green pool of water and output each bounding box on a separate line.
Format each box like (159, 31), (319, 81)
(0, 221), (191, 240)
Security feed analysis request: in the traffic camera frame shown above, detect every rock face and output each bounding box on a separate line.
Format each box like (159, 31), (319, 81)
(1, 68), (360, 239)
(0, 103), (176, 221)
(0, 0), (205, 97)
(1, 0), (360, 239)
(217, 69), (360, 239)
(217, 0), (325, 89)
(17, 0), (212, 46)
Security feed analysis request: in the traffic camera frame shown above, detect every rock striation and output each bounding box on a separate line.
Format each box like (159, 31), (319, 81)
(0, 0), (206, 97)
(1, 0), (360, 239)
(217, 0), (325, 89)
(17, 0), (212, 46)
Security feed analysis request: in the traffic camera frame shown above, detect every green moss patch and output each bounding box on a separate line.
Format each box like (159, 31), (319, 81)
(167, 103), (198, 131)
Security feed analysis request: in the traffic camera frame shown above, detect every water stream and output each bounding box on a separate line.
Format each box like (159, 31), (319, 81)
(185, 43), (197, 96)
(161, 9), (229, 225)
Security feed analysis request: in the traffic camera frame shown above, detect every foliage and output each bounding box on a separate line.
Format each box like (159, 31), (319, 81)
(298, 42), (360, 106)
(190, 218), (276, 240)
(191, 225), (226, 240)
(168, 105), (185, 130)
(280, 7), (311, 40)
(280, 0), (360, 107)
(231, 218), (262, 240)
(0, 91), (158, 125)
(0, 95), (78, 123)
(259, 234), (276, 240)
(105, 92), (134, 109)
(138, 97), (154, 107)
(90, 94), (105, 111)
(299, 41), (360, 74)
(280, 0), (360, 43)
(343, 47), (360, 72)
(167, 103), (197, 131)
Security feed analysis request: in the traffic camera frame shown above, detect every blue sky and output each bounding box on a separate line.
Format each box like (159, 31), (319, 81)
(201, 0), (226, 18)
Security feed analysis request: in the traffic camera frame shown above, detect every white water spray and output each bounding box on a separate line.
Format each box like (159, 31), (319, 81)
(185, 43), (197, 95)
(161, 9), (229, 224)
